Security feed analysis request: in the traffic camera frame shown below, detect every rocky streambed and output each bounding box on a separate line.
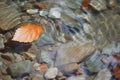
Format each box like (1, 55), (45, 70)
(0, 0), (120, 80)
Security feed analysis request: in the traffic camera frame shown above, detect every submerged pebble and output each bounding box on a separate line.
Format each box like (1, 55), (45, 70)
(39, 10), (48, 16)
(26, 9), (39, 14)
(45, 67), (58, 79)
(7, 60), (32, 77)
(48, 7), (61, 18)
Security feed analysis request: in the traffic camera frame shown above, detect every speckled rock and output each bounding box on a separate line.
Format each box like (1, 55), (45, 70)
(7, 60), (32, 77)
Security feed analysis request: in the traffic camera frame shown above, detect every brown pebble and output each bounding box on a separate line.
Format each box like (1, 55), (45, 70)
(57, 72), (64, 77)
(39, 63), (48, 71)
(34, 3), (46, 10)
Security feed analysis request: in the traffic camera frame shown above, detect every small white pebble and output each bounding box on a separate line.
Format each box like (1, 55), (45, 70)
(26, 9), (39, 14)
(45, 67), (58, 79)
(39, 10), (48, 16)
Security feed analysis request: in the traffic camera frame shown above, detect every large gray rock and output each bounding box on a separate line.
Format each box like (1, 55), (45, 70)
(55, 42), (95, 65)
(7, 60), (32, 77)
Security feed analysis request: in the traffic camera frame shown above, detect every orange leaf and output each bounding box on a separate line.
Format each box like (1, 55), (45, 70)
(12, 23), (44, 43)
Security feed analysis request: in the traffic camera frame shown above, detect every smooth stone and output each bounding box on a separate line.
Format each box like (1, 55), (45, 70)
(26, 9), (39, 14)
(39, 10), (48, 16)
(48, 8), (61, 18)
(45, 67), (58, 79)
(55, 42), (95, 65)
(94, 69), (112, 80)
(7, 60), (32, 77)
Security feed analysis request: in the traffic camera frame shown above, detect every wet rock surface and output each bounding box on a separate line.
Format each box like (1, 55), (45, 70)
(0, 0), (120, 80)
(7, 60), (32, 77)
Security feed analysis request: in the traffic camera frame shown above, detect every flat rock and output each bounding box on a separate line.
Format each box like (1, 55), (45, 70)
(55, 42), (95, 65)
(7, 60), (32, 77)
